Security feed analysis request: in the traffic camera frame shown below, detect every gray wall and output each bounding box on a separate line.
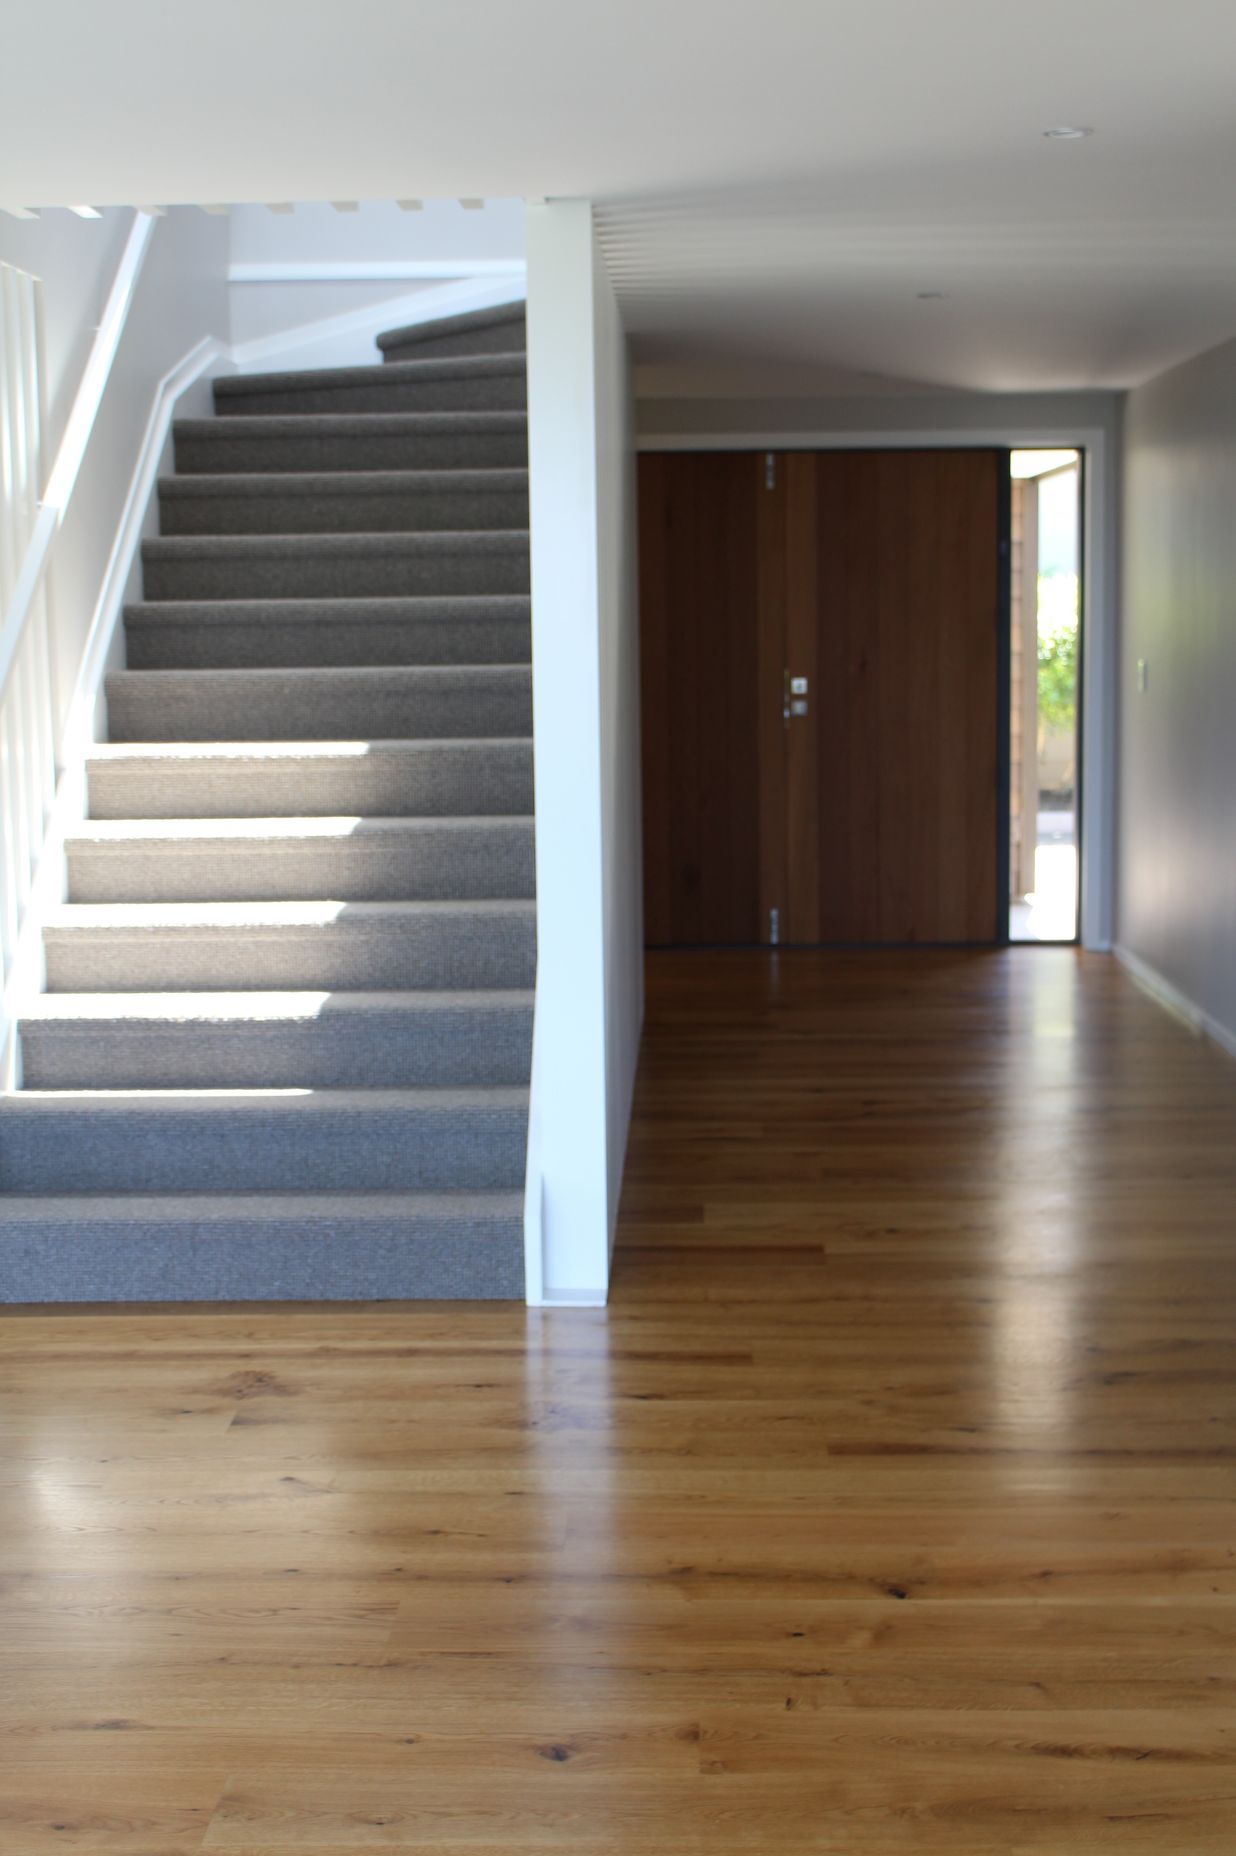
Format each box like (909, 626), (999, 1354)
(637, 384), (1119, 449)
(594, 237), (644, 1243)
(1119, 336), (1236, 1043)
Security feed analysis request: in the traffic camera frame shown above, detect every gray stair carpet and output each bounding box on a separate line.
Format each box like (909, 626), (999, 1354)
(377, 301), (527, 363)
(1, 301), (533, 1302)
(122, 597), (533, 669)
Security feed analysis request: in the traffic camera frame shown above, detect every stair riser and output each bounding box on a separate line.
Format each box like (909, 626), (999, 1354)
(381, 324), (526, 361)
(0, 1103), (528, 1194)
(66, 828), (536, 904)
(88, 744), (535, 820)
(174, 427), (528, 475)
(20, 1007), (534, 1090)
(140, 542), (530, 601)
(106, 671), (533, 743)
(158, 483), (530, 537)
(0, 1210), (524, 1302)
(124, 610), (531, 670)
(217, 375), (527, 415)
(44, 914), (537, 993)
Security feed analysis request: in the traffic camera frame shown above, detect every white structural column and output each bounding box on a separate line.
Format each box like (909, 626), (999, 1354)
(522, 200), (643, 1305)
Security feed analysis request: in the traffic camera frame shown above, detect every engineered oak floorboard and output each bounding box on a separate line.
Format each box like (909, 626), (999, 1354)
(2, 948), (1235, 1851)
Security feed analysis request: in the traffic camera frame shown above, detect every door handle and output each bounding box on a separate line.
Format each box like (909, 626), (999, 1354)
(783, 671), (809, 724)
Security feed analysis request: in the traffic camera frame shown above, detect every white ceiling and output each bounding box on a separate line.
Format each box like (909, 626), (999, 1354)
(6, 0), (1236, 390)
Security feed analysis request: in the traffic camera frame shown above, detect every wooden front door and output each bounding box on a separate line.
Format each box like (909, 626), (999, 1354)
(639, 448), (1006, 947)
(638, 452), (785, 946)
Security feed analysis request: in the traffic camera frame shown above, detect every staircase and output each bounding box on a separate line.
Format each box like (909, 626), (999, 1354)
(0, 301), (535, 1302)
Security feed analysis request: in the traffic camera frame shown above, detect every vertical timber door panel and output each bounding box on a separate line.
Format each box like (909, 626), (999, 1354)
(639, 453), (786, 945)
(784, 454), (820, 937)
(787, 450), (1001, 944)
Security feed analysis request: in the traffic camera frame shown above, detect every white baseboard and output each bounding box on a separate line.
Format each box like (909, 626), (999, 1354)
(231, 271), (527, 374)
(0, 337), (229, 1087)
(1114, 944), (1236, 1064)
(522, 1159), (545, 1305)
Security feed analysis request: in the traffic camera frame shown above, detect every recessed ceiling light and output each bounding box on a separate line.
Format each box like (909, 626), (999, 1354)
(1043, 125), (1094, 139)
(916, 290), (948, 301)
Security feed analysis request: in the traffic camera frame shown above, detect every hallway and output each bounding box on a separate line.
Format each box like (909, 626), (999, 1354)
(3, 950), (1236, 1850)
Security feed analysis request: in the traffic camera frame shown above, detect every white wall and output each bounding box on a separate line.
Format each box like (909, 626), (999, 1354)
(227, 200), (525, 370)
(230, 280), (434, 349)
(524, 201), (643, 1302)
(229, 199), (526, 272)
(1, 207), (230, 730)
(0, 208), (131, 464)
(1118, 335), (1236, 1054)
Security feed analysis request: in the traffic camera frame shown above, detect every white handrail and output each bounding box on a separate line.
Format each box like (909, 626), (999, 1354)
(0, 211), (155, 702)
(0, 210), (157, 1019)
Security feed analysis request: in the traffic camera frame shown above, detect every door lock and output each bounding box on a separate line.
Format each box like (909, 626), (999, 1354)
(783, 671), (809, 723)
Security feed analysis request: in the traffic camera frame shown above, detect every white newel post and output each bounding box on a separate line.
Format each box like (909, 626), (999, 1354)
(522, 202), (614, 1305)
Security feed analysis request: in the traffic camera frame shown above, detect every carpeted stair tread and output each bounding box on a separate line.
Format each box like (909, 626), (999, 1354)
(0, 1193), (524, 1303)
(174, 411), (529, 475)
(377, 301), (526, 362)
(19, 990), (534, 1090)
(22, 986), (533, 1022)
(215, 354), (527, 399)
(106, 664), (533, 742)
(86, 739), (535, 818)
(42, 898), (537, 993)
(140, 529), (530, 600)
(158, 469), (529, 536)
(65, 815), (536, 903)
(0, 1087), (529, 1194)
(122, 594), (531, 669)
(213, 355), (527, 417)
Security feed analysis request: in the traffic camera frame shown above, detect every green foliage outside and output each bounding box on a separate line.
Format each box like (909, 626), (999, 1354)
(1037, 572), (1078, 734)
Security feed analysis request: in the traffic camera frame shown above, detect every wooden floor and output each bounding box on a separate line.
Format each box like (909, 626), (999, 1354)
(3, 949), (1236, 1853)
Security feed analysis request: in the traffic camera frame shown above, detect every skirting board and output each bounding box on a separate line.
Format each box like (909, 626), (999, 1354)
(230, 259), (524, 284)
(1115, 944), (1236, 1065)
(230, 270), (528, 375)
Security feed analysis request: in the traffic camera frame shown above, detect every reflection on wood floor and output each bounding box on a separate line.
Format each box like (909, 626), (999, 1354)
(3, 948), (1236, 1852)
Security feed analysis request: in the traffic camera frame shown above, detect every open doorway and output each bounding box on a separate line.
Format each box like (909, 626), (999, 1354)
(1008, 449), (1082, 942)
